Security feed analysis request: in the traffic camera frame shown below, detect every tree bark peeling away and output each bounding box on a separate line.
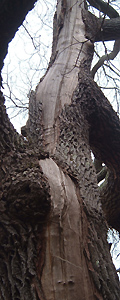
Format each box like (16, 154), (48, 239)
(0, 0), (120, 299)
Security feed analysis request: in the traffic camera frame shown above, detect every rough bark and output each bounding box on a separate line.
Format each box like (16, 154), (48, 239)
(0, 91), (51, 299)
(0, 0), (120, 299)
(22, 0), (120, 298)
(76, 55), (120, 232)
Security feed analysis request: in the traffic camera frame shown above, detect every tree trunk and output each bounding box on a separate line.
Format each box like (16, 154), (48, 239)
(0, 0), (120, 299)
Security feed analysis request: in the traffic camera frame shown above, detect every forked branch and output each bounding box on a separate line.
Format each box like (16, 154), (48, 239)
(91, 39), (120, 78)
(86, 0), (120, 77)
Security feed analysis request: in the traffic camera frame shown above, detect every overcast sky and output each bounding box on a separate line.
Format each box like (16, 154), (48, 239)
(2, 0), (56, 132)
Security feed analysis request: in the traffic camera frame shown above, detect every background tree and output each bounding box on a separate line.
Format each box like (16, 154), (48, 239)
(0, 0), (120, 299)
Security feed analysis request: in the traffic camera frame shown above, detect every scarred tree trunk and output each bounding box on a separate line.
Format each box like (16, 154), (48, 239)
(0, 0), (120, 299)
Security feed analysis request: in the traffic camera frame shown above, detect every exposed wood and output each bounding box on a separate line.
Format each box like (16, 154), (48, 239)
(35, 0), (89, 154)
(39, 158), (119, 300)
(0, 0), (120, 299)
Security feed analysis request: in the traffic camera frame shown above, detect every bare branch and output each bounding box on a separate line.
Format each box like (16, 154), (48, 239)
(87, 0), (119, 18)
(91, 39), (120, 78)
(86, 0), (120, 78)
(22, 24), (37, 50)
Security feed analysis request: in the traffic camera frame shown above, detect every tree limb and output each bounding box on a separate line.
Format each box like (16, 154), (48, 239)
(87, 0), (119, 18)
(95, 17), (120, 41)
(91, 39), (120, 78)
(78, 58), (120, 231)
(82, 10), (120, 42)
(86, 0), (120, 80)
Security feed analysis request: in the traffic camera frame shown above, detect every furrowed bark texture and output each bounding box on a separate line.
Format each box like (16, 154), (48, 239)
(0, 92), (51, 299)
(76, 58), (120, 233)
(0, 0), (120, 299)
